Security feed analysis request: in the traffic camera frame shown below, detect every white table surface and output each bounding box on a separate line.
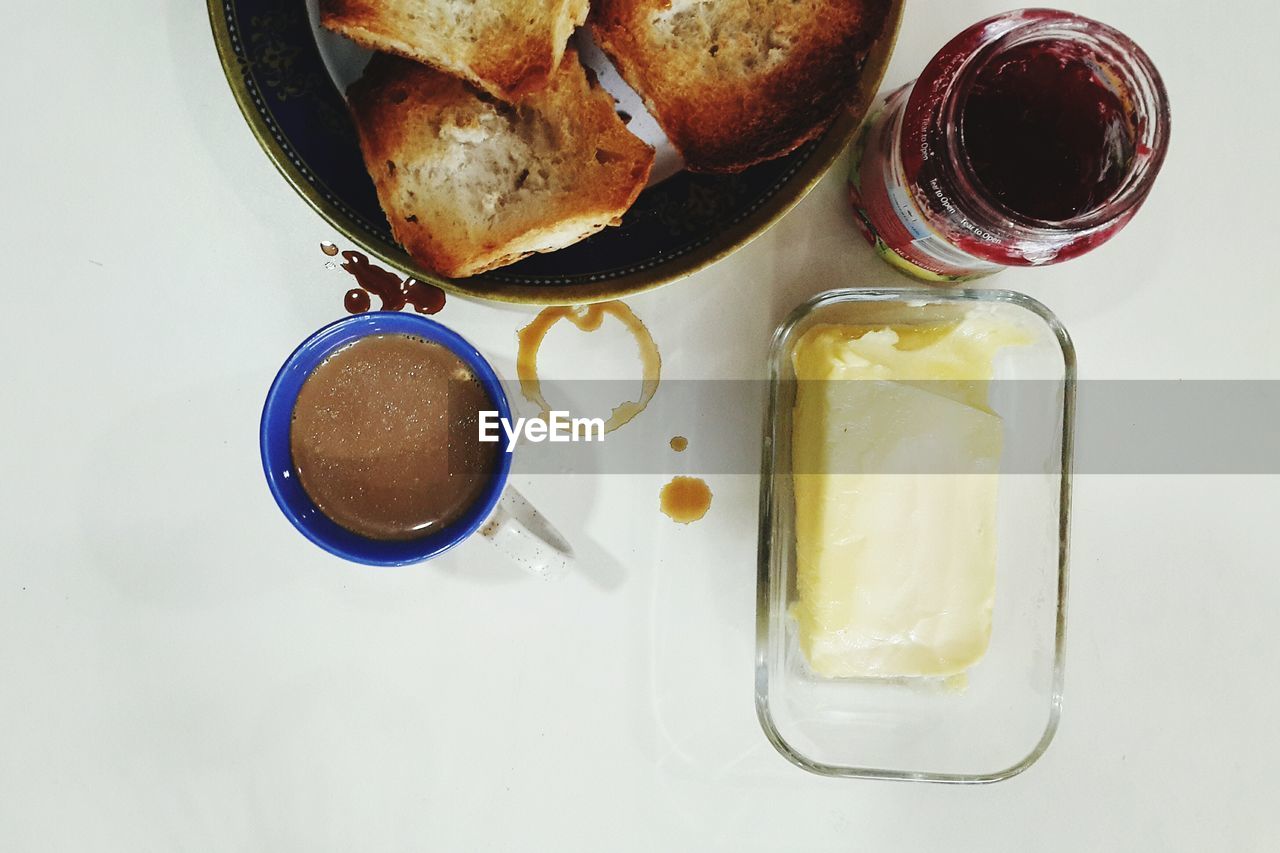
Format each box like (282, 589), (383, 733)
(2, 1), (1277, 850)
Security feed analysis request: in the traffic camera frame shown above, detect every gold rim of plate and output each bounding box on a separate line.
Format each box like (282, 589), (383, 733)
(206, 1), (904, 306)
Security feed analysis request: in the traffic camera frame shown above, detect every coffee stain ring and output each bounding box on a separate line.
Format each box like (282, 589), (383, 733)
(516, 302), (662, 433)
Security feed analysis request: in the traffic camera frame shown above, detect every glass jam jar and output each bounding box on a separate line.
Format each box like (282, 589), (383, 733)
(849, 9), (1171, 282)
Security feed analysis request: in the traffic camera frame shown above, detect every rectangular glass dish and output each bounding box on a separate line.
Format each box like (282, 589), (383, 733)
(755, 288), (1074, 782)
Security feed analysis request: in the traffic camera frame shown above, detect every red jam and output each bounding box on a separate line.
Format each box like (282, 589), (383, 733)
(850, 10), (1170, 281)
(961, 41), (1135, 222)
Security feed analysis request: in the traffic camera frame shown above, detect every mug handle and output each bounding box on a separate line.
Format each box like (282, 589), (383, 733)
(478, 486), (573, 579)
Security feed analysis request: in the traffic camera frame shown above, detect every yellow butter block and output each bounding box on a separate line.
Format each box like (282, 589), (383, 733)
(790, 316), (1024, 678)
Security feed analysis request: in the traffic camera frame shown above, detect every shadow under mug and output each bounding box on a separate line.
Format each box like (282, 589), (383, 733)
(260, 312), (571, 574)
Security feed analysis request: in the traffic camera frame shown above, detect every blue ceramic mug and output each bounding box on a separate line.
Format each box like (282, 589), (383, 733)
(261, 312), (570, 573)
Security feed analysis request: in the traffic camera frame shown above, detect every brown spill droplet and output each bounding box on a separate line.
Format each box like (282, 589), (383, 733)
(669, 436), (688, 452)
(404, 278), (447, 315)
(335, 251), (446, 316)
(320, 241), (339, 257)
(344, 289), (371, 314)
(339, 251), (406, 311)
(516, 302), (661, 433)
(660, 477), (712, 524)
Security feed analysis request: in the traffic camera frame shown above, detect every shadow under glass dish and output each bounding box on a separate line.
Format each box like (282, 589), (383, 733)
(207, 0), (903, 304)
(756, 288), (1075, 782)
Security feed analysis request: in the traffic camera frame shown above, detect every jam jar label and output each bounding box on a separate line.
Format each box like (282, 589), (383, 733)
(849, 104), (1002, 282)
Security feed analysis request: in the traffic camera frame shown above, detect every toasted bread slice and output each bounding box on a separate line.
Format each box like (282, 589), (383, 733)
(346, 50), (655, 278)
(321, 0), (590, 100)
(591, 0), (892, 173)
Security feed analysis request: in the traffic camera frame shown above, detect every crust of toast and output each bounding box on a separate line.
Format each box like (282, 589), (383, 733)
(321, 0), (590, 100)
(591, 0), (892, 172)
(346, 50), (655, 278)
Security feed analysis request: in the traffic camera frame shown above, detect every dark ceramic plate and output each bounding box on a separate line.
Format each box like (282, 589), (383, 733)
(208, 0), (902, 304)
